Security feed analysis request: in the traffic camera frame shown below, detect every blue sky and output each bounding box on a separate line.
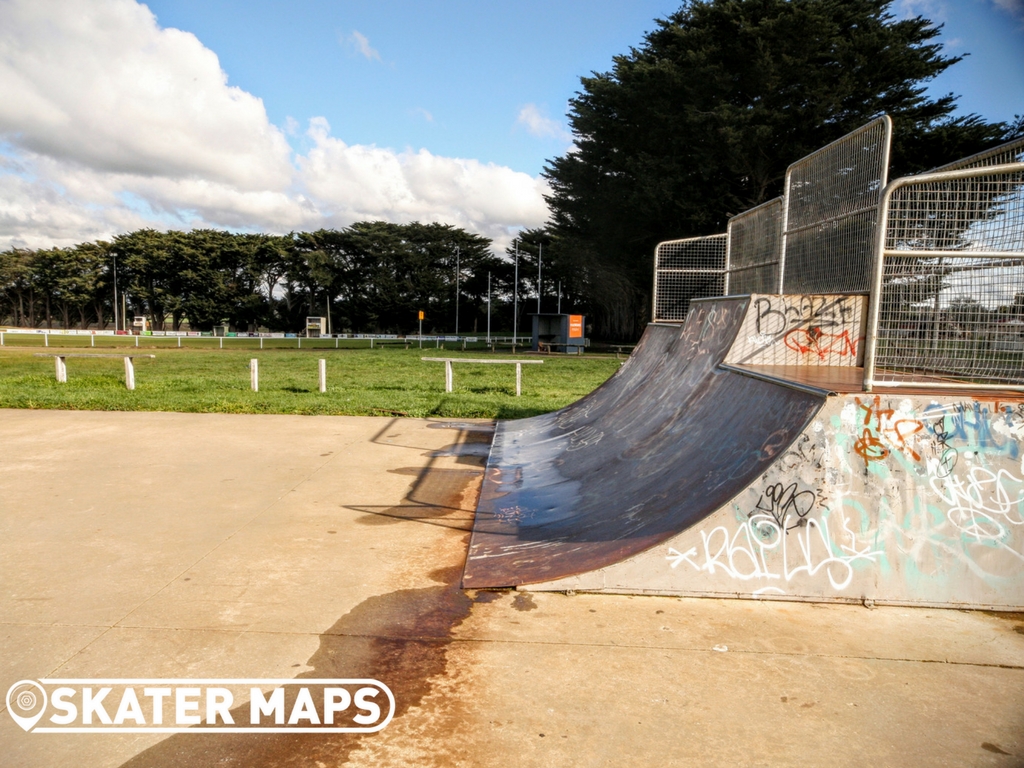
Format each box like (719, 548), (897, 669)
(143, 0), (1024, 175)
(143, 0), (683, 174)
(0, 0), (1021, 252)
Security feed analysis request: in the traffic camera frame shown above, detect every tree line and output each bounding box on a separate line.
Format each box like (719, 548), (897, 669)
(539, 0), (1024, 339)
(0, 222), (584, 334)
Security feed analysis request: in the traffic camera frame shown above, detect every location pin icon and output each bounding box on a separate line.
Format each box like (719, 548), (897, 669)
(6, 680), (47, 732)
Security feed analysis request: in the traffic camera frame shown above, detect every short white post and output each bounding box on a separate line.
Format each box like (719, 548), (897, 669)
(516, 362), (522, 397)
(318, 358), (326, 393)
(298, 337), (301, 349)
(445, 360), (453, 392)
(250, 358), (259, 391)
(335, 337), (338, 349)
(177, 336), (181, 348)
(1, 332), (4, 346)
(135, 334), (139, 347)
(370, 338), (374, 349)
(124, 356), (135, 390)
(260, 337), (264, 350)
(55, 356), (67, 383)
(219, 337), (223, 349)
(45, 333), (49, 347)
(91, 335), (95, 347)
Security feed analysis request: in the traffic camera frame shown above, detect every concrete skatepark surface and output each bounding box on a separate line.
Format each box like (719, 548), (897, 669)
(2, 409), (1024, 766)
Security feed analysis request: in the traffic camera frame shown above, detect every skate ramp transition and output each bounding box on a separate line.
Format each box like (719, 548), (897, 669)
(463, 295), (1024, 610)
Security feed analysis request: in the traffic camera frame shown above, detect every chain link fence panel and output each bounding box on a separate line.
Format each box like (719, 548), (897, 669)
(725, 197), (784, 294)
(653, 234), (727, 322)
(866, 164), (1024, 389)
(781, 116), (892, 294)
(930, 136), (1024, 173)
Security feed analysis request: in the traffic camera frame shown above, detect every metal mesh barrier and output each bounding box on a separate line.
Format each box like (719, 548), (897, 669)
(781, 116), (893, 294)
(930, 136), (1024, 173)
(652, 234), (727, 322)
(725, 197), (783, 294)
(865, 164), (1024, 389)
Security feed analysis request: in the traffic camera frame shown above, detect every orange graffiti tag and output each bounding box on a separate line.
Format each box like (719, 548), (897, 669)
(853, 396), (925, 464)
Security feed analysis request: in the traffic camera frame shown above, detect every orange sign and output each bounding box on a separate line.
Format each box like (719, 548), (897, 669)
(418, 310), (425, 320)
(568, 314), (584, 338)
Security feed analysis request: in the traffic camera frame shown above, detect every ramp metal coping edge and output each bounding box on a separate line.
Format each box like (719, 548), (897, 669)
(718, 363), (838, 397)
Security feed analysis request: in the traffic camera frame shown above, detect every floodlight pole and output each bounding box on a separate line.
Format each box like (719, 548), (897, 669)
(112, 253), (119, 333)
(454, 245), (460, 336)
(557, 280), (562, 314)
(486, 271), (491, 344)
(537, 242), (542, 314)
(513, 239), (519, 351)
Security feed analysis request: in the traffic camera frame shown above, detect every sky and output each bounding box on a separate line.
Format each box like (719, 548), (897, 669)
(0, 0), (1022, 254)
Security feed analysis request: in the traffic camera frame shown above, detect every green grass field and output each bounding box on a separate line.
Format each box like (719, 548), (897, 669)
(0, 341), (622, 419)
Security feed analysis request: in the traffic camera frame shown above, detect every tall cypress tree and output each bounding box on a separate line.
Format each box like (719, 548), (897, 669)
(543, 0), (1021, 339)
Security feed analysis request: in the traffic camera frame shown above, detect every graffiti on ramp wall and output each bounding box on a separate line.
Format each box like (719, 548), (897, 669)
(660, 395), (1024, 605)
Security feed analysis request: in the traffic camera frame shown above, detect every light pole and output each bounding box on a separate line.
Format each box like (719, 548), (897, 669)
(537, 242), (542, 314)
(112, 253), (119, 332)
(513, 239), (519, 350)
(454, 245), (460, 336)
(486, 271), (491, 345)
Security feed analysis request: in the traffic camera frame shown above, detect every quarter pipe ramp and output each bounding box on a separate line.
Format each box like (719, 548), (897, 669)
(464, 295), (1024, 610)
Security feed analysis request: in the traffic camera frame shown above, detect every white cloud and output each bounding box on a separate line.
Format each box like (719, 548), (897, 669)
(412, 107), (434, 123)
(300, 118), (549, 246)
(0, 0), (292, 190)
(347, 30), (381, 62)
(516, 104), (573, 144)
(0, 0), (550, 252)
(992, 0), (1024, 23)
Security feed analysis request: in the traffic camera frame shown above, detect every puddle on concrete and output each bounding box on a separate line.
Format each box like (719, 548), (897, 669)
(118, 573), (475, 767)
(117, 425), (489, 768)
(352, 467), (481, 530)
(512, 593), (537, 612)
(468, 590), (506, 604)
(351, 431), (490, 530)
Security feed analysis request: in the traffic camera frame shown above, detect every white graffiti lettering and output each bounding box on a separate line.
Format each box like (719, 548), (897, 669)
(667, 513), (882, 591)
(928, 464), (1024, 541)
